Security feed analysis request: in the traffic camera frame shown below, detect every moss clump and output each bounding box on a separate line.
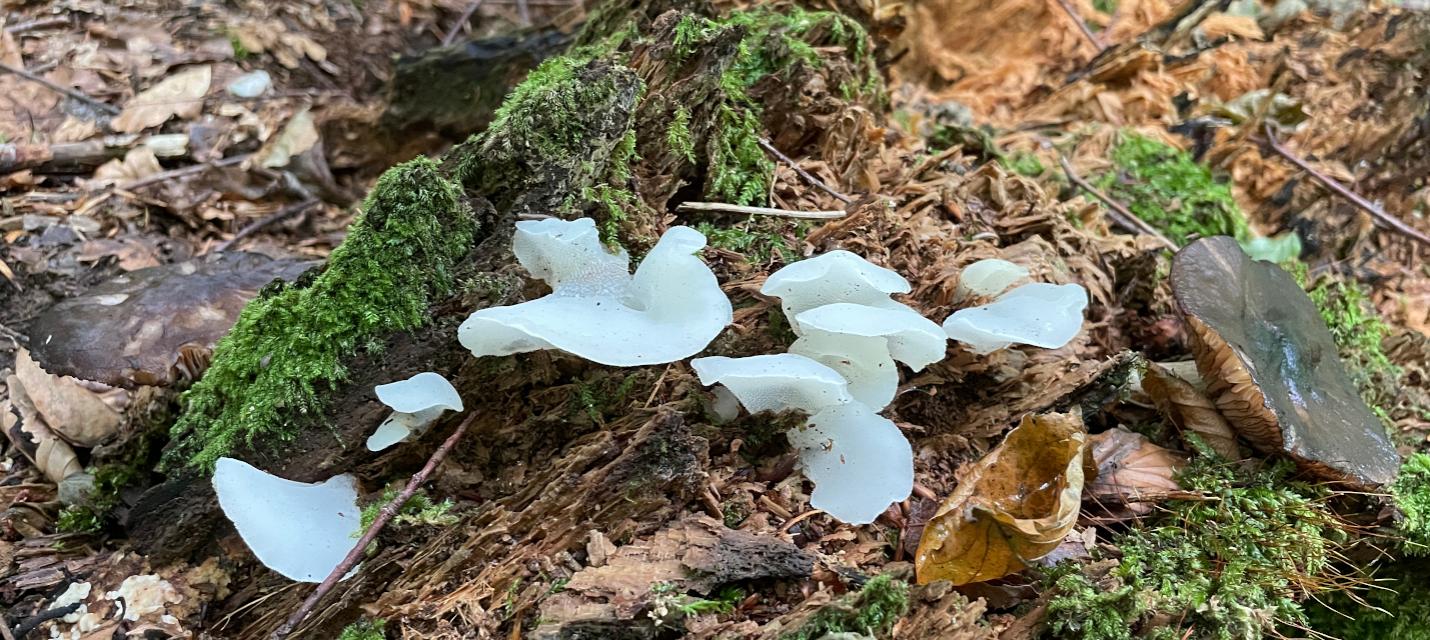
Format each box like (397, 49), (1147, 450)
(779, 574), (910, 640)
(1098, 134), (1249, 245)
(666, 106), (696, 163)
(1045, 457), (1340, 640)
(338, 618), (386, 640)
(359, 487), (459, 532)
(1306, 559), (1430, 639)
(167, 158), (476, 470)
(1393, 453), (1430, 555)
(671, 7), (875, 205)
(695, 216), (809, 264)
(1306, 275), (1400, 410)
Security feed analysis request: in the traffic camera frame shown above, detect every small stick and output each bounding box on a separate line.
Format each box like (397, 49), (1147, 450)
(440, 0), (486, 47)
(676, 201), (846, 220)
(1053, 0), (1106, 52)
(12, 602), (81, 639)
(5, 16), (72, 34)
(117, 153), (251, 191)
(270, 411), (478, 640)
(1261, 123), (1430, 247)
(1059, 155), (1178, 251)
(757, 137), (852, 204)
(214, 198), (321, 252)
(0, 62), (119, 115)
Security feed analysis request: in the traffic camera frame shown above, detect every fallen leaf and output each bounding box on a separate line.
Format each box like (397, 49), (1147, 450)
(260, 108), (319, 169)
(112, 65), (212, 134)
(915, 411), (1086, 585)
(2, 374), (83, 483)
(1086, 427), (1185, 516)
(14, 348), (122, 447)
(92, 147), (163, 185)
(1142, 362), (1239, 459)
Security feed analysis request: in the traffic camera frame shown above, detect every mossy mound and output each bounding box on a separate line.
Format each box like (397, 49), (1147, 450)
(165, 158), (476, 470)
(1097, 133), (1249, 245)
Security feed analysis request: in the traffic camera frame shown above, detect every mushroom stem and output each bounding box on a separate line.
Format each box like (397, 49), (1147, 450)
(270, 410), (477, 640)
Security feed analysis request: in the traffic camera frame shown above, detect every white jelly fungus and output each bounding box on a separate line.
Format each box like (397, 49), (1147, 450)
(759, 250), (912, 323)
(955, 258), (1029, 298)
(459, 218), (732, 366)
(691, 353), (913, 524)
(367, 372), (463, 451)
(790, 304), (946, 408)
(942, 282), (1088, 354)
(212, 457), (361, 582)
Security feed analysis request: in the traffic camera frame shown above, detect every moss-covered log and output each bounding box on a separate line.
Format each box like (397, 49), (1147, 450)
(128, 3), (882, 634)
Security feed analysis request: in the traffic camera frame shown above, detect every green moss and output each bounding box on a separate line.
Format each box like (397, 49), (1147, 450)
(1393, 453), (1430, 555)
(1044, 564), (1141, 640)
(1045, 457), (1340, 640)
(167, 158), (476, 470)
(338, 618), (386, 640)
(1306, 559), (1430, 639)
(1004, 151), (1047, 177)
(228, 32), (250, 61)
(779, 574), (910, 640)
(1097, 133), (1249, 245)
(695, 216), (807, 264)
(1306, 274), (1399, 408)
(56, 505), (104, 535)
(358, 487), (459, 532)
(666, 106), (697, 163)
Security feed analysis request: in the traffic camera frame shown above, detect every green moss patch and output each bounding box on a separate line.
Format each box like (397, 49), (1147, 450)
(166, 158), (476, 470)
(779, 574), (910, 640)
(1097, 134), (1249, 245)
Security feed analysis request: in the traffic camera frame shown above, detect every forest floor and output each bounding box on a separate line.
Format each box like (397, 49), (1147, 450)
(1, 0), (1429, 639)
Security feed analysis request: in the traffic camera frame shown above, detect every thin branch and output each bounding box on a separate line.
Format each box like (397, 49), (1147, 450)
(676, 201), (846, 220)
(213, 198), (321, 252)
(13, 603), (81, 639)
(756, 137), (852, 204)
(1053, 0), (1106, 52)
(270, 411), (478, 640)
(1261, 123), (1430, 247)
(5, 16), (72, 34)
(117, 153), (252, 191)
(0, 62), (119, 115)
(440, 0), (486, 47)
(1059, 155), (1178, 251)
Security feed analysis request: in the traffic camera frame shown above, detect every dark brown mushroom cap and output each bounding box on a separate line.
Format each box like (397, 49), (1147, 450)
(1170, 236), (1399, 488)
(27, 252), (313, 388)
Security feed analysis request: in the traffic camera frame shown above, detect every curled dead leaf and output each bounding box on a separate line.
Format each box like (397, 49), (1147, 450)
(1142, 362), (1239, 460)
(1086, 427), (1186, 516)
(2, 375), (83, 483)
(915, 411), (1086, 586)
(14, 348), (122, 447)
(112, 65), (212, 134)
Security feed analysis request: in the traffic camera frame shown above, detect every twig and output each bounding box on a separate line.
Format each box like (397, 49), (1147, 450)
(270, 411), (478, 640)
(756, 137), (852, 204)
(441, 0), (486, 47)
(0, 62), (119, 115)
(1053, 0), (1105, 52)
(13, 603), (81, 639)
(214, 198), (321, 252)
(516, 0), (532, 26)
(5, 16), (72, 34)
(1261, 123), (1430, 247)
(676, 201), (846, 220)
(1059, 155), (1178, 251)
(117, 153), (251, 191)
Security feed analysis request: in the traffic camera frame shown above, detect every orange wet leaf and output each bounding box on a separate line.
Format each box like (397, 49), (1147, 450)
(915, 411), (1086, 585)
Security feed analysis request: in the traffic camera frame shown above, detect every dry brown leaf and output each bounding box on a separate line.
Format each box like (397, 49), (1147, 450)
(260, 108), (319, 169)
(1086, 427), (1185, 515)
(14, 349), (122, 447)
(1142, 362), (1240, 459)
(92, 147), (163, 185)
(915, 411), (1086, 585)
(112, 65), (212, 134)
(2, 375), (83, 483)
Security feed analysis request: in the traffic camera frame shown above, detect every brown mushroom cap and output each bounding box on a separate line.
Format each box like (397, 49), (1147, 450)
(27, 252), (312, 388)
(1171, 236), (1399, 488)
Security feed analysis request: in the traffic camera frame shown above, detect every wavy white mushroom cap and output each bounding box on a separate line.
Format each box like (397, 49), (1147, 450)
(690, 354), (852, 415)
(212, 458), (361, 582)
(956, 258), (1030, 298)
(790, 303), (947, 408)
(760, 250), (911, 322)
(458, 219), (732, 366)
(789, 403), (914, 524)
(942, 282), (1089, 354)
(367, 372), (463, 452)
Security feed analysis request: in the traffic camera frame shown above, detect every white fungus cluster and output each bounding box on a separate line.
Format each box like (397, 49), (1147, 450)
(458, 217), (733, 366)
(212, 457), (361, 582)
(942, 259), (1089, 354)
(693, 251), (945, 524)
(366, 372), (464, 451)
